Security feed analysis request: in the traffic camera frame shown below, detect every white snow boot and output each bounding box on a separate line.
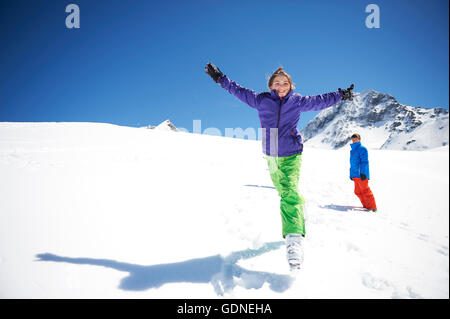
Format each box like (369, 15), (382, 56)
(286, 234), (304, 271)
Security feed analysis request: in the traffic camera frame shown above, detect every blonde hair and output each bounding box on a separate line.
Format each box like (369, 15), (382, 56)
(268, 66), (295, 90)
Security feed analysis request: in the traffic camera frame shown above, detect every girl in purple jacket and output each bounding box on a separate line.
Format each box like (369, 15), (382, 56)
(205, 62), (354, 270)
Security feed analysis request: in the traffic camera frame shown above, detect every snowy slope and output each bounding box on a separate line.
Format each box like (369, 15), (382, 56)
(301, 90), (449, 150)
(0, 122), (448, 298)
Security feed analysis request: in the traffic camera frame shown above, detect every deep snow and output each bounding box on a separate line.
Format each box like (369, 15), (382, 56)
(0, 122), (448, 298)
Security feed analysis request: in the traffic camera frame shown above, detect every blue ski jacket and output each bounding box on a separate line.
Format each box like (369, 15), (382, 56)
(350, 142), (370, 179)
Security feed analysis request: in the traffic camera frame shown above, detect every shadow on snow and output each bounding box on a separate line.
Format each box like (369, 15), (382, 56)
(35, 241), (292, 295)
(243, 184), (276, 190)
(320, 204), (368, 212)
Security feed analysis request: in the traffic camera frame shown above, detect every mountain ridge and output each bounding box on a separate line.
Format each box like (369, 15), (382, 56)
(301, 89), (449, 150)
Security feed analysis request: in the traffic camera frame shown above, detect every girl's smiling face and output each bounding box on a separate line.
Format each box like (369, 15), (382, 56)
(270, 75), (291, 98)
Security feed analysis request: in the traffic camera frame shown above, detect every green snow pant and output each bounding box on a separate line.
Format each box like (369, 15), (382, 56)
(266, 153), (305, 238)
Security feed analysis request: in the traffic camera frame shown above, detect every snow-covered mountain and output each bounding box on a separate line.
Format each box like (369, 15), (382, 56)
(0, 122), (448, 298)
(301, 90), (449, 150)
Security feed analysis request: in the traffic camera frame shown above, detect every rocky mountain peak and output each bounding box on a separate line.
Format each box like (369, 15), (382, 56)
(301, 90), (449, 150)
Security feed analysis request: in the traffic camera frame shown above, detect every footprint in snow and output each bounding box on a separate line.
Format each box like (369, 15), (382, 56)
(361, 273), (393, 292)
(417, 233), (429, 242)
(437, 245), (448, 256)
(346, 242), (362, 254)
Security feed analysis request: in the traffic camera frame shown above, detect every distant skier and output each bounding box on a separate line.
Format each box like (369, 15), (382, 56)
(205, 62), (354, 270)
(349, 133), (377, 212)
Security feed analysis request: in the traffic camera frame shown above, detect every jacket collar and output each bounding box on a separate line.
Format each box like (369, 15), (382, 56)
(270, 89), (294, 100)
(350, 141), (361, 149)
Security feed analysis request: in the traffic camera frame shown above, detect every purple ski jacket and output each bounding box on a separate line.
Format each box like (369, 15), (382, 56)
(218, 75), (343, 157)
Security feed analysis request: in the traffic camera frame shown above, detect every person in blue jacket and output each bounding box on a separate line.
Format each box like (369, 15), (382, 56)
(350, 133), (377, 212)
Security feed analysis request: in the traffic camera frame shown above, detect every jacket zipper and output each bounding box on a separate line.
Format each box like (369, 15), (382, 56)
(276, 97), (283, 128)
(270, 97), (283, 156)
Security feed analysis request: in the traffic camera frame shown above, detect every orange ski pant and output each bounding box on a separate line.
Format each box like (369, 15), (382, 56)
(353, 178), (377, 210)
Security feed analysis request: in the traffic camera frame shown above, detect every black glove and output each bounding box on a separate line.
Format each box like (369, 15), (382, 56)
(350, 177), (353, 181)
(339, 84), (354, 101)
(360, 174), (367, 181)
(205, 62), (224, 83)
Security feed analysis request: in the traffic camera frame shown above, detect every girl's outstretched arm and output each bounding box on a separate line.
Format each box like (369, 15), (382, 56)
(297, 90), (343, 112)
(297, 84), (354, 112)
(217, 76), (260, 109)
(205, 62), (260, 109)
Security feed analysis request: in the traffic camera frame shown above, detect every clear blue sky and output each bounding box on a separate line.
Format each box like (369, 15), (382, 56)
(0, 0), (448, 134)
